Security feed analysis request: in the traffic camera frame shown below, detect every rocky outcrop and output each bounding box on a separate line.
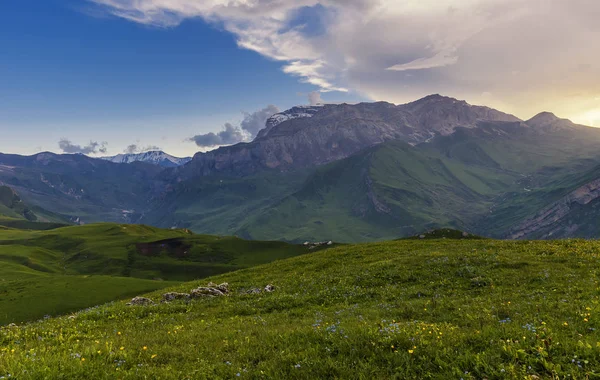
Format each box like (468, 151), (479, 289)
(508, 178), (600, 239)
(175, 95), (521, 179)
(127, 297), (154, 306)
(162, 292), (191, 302)
(257, 105), (323, 139)
(128, 282), (276, 306)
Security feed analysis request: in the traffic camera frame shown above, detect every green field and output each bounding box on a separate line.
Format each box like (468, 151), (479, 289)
(0, 223), (313, 325)
(3, 235), (600, 378)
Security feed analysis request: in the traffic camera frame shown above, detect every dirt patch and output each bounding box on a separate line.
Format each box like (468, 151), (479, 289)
(136, 238), (192, 259)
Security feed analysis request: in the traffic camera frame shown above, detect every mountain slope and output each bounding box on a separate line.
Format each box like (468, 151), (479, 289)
(101, 151), (191, 167)
(0, 152), (165, 224)
(0, 186), (37, 221)
(176, 95), (520, 179)
(151, 113), (600, 242)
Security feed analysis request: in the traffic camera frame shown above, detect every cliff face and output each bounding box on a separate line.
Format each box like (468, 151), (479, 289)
(178, 95), (520, 179)
(508, 177), (600, 239)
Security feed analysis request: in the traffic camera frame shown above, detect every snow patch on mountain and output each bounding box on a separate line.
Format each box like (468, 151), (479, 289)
(256, 105), (323, 139)
(101, 151), (192, 167)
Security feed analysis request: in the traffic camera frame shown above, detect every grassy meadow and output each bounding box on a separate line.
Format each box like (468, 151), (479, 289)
(2, 236), (600, 378)
(0, 223), (312, 325)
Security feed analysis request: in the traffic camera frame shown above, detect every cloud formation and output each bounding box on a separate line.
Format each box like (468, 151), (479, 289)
(240, 105), (280, 138)
(124, 144), (161, 154)
(189, 105), (280, 148)
(189, 123), (246, 148)
(308, 91), (323, 106)
(58, 139), (108, 155)
(90, 0), (600, 119)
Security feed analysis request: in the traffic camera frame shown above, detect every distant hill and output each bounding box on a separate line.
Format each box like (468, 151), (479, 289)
(101, 150), (191, 167)
(0, 185), (37, 221)
(0, 152), (164, 225)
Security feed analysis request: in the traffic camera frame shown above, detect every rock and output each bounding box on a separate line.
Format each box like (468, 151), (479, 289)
(462, 231), (469, 237)
(190, 287), (225, 298)
(127, 296), (154, 306)
(216, 283), (230, 294)
(207, 282), (218, 288)
(264, 284), (276, 293)
(246, 288), (262, 294)
(327, 241), (333, 245)
(419, 235), (426, 239)
(162, 292), (191, 302)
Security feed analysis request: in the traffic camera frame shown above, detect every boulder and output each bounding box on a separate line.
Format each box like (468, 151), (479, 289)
(246, 288), (262, 294)
(127, 297), (154, 306)
(190, 287), (225, 298)
(216, 282), (230, 294)
(162, 292), (191, 302)
(264, 284), (276, 292)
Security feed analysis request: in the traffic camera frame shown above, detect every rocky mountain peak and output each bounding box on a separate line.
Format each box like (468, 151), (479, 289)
(179, 95), (526, 178)
(526, 112), (577, 130)
(527, 111), (560, 124)
(257, 105), (324, 139)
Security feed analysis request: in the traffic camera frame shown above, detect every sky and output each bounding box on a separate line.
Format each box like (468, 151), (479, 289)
(1, 0), (599, 157)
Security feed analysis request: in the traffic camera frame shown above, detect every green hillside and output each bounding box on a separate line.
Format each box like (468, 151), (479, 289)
(3, 237), (600, 378)
(0, 186), (38, 221)
(143, 122), (600, 243)
(0, 223), (313, 324)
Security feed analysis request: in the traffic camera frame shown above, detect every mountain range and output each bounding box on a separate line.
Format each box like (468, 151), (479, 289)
(3, 94), (600, 242)
(101, 150), (191, 167)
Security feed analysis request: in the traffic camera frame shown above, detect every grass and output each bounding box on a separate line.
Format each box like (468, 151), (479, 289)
(3, 237), (600, 378)
(0, 223), (312, 325)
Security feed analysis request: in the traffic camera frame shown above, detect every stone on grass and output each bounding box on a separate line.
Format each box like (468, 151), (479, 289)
(264, 284), (276, 292)
(190, 287), (225, 298)
(127, 297), (154, 306)
(162, 292), (191, 302)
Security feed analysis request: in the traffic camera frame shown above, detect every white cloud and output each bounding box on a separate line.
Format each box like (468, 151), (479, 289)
(89, 0), (600, 120)
(308, 91), (323, 106)
(58, 139), (108, 155)
(188, 104), (280, 148)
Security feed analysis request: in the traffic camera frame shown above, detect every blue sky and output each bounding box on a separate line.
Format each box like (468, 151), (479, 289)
(1, 0), (599, 156)
(0, 0), (362, 156)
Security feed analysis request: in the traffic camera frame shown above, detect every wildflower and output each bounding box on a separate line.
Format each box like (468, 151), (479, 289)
(120, 347), (125, 351)
(563, 322), (569, 326)
(81, 358), (85, 362)
(97, 351), (101, 354)
(117, 332), (121, 335)
(151, 354), (157, 359)
(408, 349), (414, 354)
(143, 346), (148, 350)
(584, 318), (589, 322)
